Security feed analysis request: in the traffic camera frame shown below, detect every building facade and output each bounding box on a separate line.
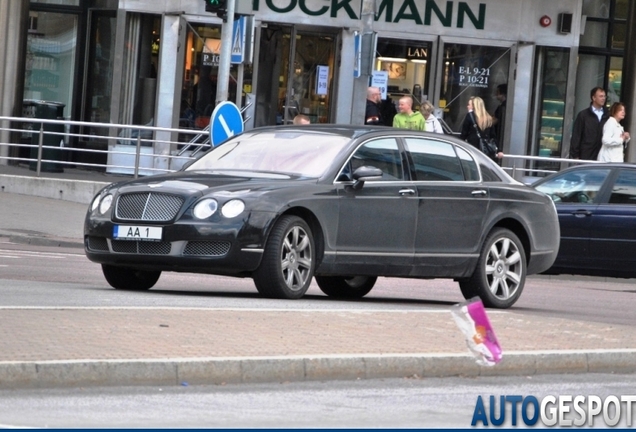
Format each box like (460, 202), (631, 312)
(1, 0), (635, 169)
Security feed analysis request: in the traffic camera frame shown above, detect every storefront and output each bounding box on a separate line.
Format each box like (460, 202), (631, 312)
(9, 0), (632, 170)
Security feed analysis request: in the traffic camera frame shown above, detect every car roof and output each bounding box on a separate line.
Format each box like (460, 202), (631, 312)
(244, 124), (461, 140)
(531, 163), (636, 187)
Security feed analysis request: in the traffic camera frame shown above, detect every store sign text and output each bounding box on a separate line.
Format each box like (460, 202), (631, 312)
(458, 66), (490, 88)
(251, 0), (487, 29)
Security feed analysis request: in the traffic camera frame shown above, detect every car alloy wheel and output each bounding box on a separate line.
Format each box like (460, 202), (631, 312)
(101, 264), (161, 290)
(253, 215), (315, 299)
(315, 275), (377, 299)
(459, 228), (526, 309)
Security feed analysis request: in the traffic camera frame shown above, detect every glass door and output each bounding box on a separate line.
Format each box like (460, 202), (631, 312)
(283, 28), (337, 124)
(254, 25), (337, 126)
(437, 43), (511, 134)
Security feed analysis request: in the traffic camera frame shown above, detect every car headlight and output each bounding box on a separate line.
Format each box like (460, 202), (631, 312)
(90, 194), (101, 212)
(221, 199), (245, 218)
(99, 194), (113, 214)
(193, 198), (218, 219)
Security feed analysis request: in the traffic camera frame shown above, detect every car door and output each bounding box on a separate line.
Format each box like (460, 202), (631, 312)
(588, 168), (636, 275)
(534, 168), (612, 271)
(334, 138), (417, 274)
(403, 138), (488, 277)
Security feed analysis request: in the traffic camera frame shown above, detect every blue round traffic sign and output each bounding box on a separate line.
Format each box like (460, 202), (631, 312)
(210, 101), (244, 146)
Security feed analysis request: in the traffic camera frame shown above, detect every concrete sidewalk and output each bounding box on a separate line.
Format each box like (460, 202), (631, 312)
(1, 165), (636, 390)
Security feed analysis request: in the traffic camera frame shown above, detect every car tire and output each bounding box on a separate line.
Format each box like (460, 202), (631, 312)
(101, 264), (161, 290)
(315, 276), (377, 299)
(253, 215), (315, 299)
(459, 228), (526, 309)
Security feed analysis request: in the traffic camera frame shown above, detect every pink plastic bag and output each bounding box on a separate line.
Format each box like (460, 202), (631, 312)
(450, 297), (503, 366)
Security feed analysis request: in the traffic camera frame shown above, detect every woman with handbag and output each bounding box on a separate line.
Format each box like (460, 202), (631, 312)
(460, 96), (504, 161)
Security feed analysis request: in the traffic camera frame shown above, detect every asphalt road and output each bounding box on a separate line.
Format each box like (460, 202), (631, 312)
(1, 240), (635, 326)
(1, 373), (635, 428)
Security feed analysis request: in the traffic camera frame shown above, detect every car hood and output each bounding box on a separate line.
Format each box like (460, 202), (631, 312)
(108, 170), (310, 197)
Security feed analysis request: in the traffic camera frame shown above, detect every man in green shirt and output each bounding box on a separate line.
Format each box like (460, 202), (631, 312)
(392, 96), (425, 131)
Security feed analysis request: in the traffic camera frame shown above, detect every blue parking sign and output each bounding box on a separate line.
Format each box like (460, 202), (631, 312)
(210, 101), (244, 146)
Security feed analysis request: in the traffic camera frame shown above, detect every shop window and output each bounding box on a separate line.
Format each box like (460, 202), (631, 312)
(533, 47), (569, 164)
(580, 21), (608, 47)
(582, 0), (611, 18)
(438, 43), (510, 134)
(373, 39), (430, 126)
(24, 11), (77, 115)
(118, 14), (160, 128)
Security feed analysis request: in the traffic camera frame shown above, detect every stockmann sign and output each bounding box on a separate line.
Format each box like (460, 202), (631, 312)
(250, 0), (487, 29)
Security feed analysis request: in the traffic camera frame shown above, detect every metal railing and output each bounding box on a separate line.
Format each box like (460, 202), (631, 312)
(1, 113), (595, 182)
(0, 115), (211, 178)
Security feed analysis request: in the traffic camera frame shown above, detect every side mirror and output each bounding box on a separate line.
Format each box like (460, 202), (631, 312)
(349, 166), (383, 190)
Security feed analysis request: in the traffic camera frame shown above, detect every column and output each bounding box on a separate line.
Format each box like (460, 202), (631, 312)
(0, 0), (29, 163)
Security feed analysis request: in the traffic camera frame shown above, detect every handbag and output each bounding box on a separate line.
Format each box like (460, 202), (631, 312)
(470, 112), (498, 160)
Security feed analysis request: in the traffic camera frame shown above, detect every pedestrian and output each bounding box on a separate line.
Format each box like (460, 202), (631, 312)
(493, 84), (507, 147)
(569, 87), (610, 160)
(292, 114), (311, 125)
(598, 102), (630, 162)
(392, 96), (425, 131)
(420, 101), (444, 133)
(365, 86), (384, 125)
(460, 96), (503, 160)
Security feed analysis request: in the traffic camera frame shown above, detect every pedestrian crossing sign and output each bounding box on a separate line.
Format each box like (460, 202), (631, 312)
(231, 16), (245, 64)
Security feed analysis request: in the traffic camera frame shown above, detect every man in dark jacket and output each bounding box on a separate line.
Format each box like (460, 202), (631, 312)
(569, 87), (610, 160)
(365, 87), (383, 125)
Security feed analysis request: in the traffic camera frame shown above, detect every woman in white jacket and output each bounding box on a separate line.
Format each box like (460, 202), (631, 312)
(420, 101), (444, 134)
(598, 102), (630, 162)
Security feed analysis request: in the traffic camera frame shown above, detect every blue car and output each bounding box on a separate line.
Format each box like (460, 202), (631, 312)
(532, 163), (636, 278)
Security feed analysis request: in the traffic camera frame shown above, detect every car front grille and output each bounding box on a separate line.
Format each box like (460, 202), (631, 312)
(115, 192), (184, 222)
(183, 241), (231, 256)
(111, 240), (172, 255)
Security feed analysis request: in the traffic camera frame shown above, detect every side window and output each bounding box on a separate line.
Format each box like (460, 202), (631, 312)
(456, 147), (480, 181)
(609, 170), (636, 205)
(344, 138), (404, 181)
(535, 169), (610, 204)
(404, 138), (464, 181)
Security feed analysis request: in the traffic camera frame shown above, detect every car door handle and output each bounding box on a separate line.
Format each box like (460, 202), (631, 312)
(571, 209), (592, 217)
(399, 188), (415, 196)
(471, 189), (488, 197)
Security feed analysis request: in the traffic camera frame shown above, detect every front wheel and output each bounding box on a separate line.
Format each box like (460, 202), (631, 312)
(101, 264), (161, 290)
(315, 276), (377, 299)
(253, 215), (315, 299)
(459, 228), (526, 309)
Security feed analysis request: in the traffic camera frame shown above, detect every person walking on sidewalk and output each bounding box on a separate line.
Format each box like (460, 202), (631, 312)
(598, 102), (630, 162)
(392, 96), (425, 131)
(420, 101), (444, 134)
(570, 87), (610, 160)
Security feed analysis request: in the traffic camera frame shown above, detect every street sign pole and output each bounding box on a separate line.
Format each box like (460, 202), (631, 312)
(215, 0), (236, 106)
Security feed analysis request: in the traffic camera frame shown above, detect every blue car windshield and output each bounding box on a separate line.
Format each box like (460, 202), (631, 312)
(186, 131), (350, 178)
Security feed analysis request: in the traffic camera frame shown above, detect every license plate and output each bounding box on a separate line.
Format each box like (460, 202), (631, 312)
(113, 225), (163, 241)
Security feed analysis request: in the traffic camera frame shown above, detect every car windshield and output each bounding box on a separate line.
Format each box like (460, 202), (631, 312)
(534, 168), (611, 204)
(186, 130), (351, 178)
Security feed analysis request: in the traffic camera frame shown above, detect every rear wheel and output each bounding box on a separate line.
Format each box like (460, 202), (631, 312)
(315, 276), (377, 299)
(459, 228), (526, 309)
(101, 264), (161, 290)
(253, 215), (315, 299)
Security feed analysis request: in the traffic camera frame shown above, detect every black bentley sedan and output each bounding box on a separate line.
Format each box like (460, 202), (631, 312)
(84, 125), (560, 309)
(533, 163), (636, 278)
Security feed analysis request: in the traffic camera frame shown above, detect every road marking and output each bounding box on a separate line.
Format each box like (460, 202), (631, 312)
(0, 249), (82, 258)
(0, 306), (507, 314)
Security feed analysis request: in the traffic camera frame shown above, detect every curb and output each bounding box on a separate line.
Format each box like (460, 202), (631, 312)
(0, 233), (83, 249)
(2, 350), (636, 390)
